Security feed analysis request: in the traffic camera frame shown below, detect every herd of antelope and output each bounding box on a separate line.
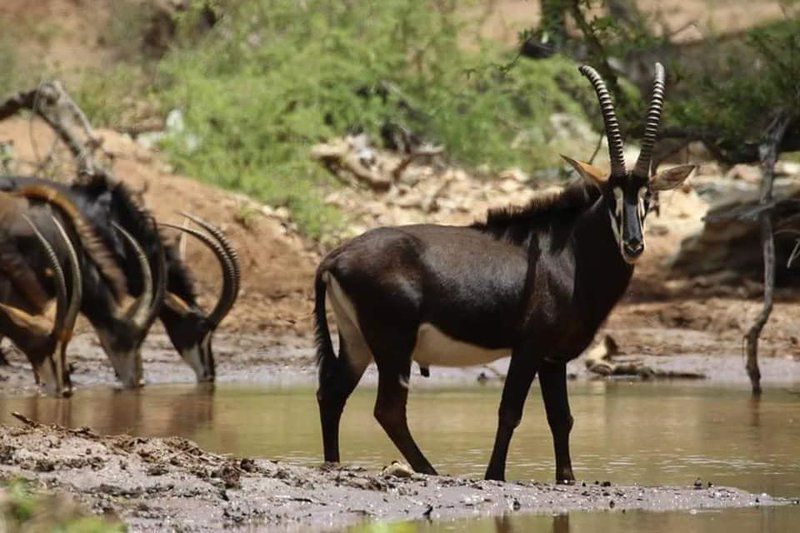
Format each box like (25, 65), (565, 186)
(0, 175), (240, 397)
(1, 63), (695, 483)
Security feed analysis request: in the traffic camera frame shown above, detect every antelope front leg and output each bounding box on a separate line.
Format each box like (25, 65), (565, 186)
(539, 360), (575, 484)
(485, 346), (538, 481)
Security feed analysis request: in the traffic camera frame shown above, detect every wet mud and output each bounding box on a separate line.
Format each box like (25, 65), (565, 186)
(0, 418), (782, 531)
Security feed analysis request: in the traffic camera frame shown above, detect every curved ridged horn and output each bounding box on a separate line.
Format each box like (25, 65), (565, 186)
(149, 227), (167, 328)
(179, 212), (241, 299)
(50, 216), (82, 342)
(578, 65), (627, 177)
(633, 63), (666, 178)
(112, 222), (159, 329)
(51, 215), (81, 396)
(160, 222), (237, 328)
(21, 215), (68, 344)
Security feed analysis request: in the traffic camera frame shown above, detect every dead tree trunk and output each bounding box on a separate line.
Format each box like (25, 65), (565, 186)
(0, 82), (111, 185)
(744, 111), (792, 395)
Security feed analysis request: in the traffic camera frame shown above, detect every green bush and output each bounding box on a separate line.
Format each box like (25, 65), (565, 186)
(154, 0), (592, 238)
(1, 480), (122, 532)
(670, 18), (800, 148)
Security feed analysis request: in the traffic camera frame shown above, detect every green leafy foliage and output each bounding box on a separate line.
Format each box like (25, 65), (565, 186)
(153, 0), (592, 238)
(1, 480), (122, 532)
(670, 17), (800, 146)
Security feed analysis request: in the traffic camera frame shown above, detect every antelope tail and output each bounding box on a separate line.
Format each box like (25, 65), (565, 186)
(314, 266), (336, 379)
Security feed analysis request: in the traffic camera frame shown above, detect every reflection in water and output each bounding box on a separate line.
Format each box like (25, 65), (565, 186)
(1, 382), (799, 498)
(552, 513), (570, 533)
(748, 393), (761, 428)
(413, 506), (799, 533)
(2, 385), (217, 439)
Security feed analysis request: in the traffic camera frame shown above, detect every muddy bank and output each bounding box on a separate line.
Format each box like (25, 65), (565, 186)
(0, 420), (783, 531)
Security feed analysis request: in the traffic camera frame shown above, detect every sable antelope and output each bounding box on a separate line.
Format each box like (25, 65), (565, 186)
(314, 63), (695, 482)
(0, 192), (83, 396)
(0, 183), (163, 388)
(0, 177), (240, 381)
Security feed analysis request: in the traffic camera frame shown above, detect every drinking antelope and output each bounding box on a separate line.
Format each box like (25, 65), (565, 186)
(0, 177), (240, 382)
(314, 63), (695, 482)
(0, 190), (83, 396)
(0, 182), (164, 388)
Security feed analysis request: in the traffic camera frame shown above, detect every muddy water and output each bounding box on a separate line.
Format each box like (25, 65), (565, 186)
(2, 382), (800, 530)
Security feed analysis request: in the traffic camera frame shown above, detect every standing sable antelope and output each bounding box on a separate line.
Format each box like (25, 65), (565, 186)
(0, 182), (163, 388)
(314, 63), (696, 482)
(0, 177), (240, 381)
(0, 191), (83, 396)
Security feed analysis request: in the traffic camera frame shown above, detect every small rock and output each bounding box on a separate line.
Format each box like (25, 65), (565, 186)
(240, 458), (257, 472)
(422, 504), (433, 519)
(381, 461), (414, 478)
(146, 465), (168, 476)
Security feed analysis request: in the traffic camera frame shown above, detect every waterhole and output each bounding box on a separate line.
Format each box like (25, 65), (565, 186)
(2, 381), (799, 531)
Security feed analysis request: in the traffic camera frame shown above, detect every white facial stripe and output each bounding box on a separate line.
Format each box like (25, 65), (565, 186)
(608, 210), (622, 248)
(614, 188), (623, 218)
(637, 188), (648, 243)
(637, 188), (646, 216)
(610, 187), (623, 248)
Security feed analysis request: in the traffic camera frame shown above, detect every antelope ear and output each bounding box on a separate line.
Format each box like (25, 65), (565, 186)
(561, 155), (609, 188)
(650, 164), (696, 191)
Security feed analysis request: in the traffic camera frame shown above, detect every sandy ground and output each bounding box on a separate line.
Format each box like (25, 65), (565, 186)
(0, 418), (784, 531)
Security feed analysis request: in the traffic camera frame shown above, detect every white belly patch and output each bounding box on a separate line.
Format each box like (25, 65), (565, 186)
(411, 323), (510, 367)
(326, 273), (509, 369)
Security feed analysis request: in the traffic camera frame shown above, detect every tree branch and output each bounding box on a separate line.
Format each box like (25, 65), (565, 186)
(0, 82), (112, 185)
(569, 0), (628, 110)
(744, 110), (792, 395)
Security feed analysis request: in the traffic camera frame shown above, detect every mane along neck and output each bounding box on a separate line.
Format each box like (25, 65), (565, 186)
(109, 183), (198, 303)
(472, 179), (601, 247)
(80, 179), (199, 305)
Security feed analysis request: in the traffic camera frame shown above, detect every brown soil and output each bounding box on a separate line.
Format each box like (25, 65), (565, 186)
(0, 419), (781, 531)
(0, 0), (115, 76)
(468, 0), (785, 47)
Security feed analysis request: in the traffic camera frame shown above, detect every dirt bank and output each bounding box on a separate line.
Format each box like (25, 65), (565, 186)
(0, 420), (783, 531)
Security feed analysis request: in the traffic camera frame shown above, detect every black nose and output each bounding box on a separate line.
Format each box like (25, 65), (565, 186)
(623, 240), (644, 257)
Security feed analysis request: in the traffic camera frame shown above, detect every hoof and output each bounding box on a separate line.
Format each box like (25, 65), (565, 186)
(484, 471), (505, 482)
(555, 469), (576, 485)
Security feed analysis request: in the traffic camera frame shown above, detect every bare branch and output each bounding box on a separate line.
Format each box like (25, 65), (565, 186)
(0, 82), (113, 185)
(744, 110), (793, 396)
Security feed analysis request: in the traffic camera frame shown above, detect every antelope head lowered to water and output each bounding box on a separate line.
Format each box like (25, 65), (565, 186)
(0, 192), (82, 396)
(0, 177), (240, 383)
(313, 63), (695, 482)
(0, 181), (165, 388)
